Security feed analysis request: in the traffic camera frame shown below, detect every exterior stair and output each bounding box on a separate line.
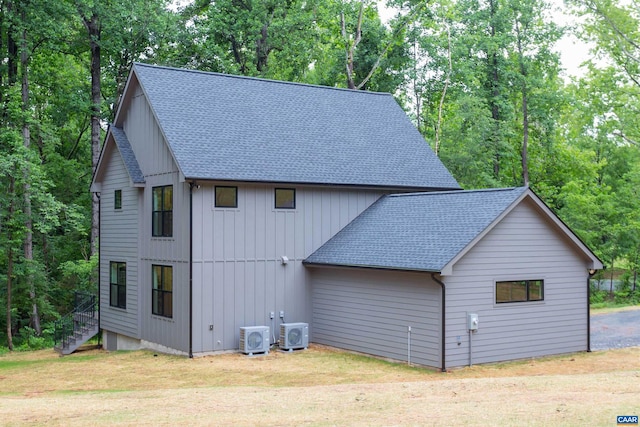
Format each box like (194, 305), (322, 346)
(54, 292), (99, 355)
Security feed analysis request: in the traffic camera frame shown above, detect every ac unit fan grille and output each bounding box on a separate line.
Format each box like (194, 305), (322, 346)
(246, 331), (263, 350)
(287, 328), (302, 346)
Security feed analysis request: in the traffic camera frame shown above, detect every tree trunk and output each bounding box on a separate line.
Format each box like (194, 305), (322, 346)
(488, 0), (501, 179)
(341, 4), (363, 90)
(21, 24), (40, 335)
(255, 19), (272, 73)
(515, 20), (529, 187)
(83, 12), (101, 257)
(435, 25), (452, 157)
(7, 2), (17, 86)
(6, 177), (15, 351)
(609, 260), (614, 299)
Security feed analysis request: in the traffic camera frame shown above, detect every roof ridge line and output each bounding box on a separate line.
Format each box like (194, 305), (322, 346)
(133, 62), (393, 97)
(388, 187), (524, 198)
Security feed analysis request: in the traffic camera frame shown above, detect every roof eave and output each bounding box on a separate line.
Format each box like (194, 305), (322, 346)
(181, 176), (461, 192)
(302, 260), (440, 274)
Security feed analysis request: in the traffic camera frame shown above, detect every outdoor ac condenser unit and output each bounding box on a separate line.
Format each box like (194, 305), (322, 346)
(239, 326), (270, 355)
(279, 322), (309, 351)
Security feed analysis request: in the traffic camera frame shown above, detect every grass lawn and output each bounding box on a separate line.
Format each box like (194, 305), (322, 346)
(1, 344), (639, 426)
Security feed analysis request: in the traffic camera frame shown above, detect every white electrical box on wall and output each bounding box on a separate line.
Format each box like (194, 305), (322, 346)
(468, 313), (479, 331)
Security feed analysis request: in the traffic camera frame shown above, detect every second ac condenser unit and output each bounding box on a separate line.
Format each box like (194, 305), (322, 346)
(279, 322), (309, 351)
(239, 326), (270, 355)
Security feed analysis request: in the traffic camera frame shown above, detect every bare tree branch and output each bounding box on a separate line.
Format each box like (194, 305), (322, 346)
(613, 130), (639, 146)
(356, 1), (428, 90)
(435, 24), (452, 156)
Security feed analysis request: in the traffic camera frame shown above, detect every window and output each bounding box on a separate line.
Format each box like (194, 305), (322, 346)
(109, 262), (126, 309)
(114, 190), (122, 210)
(275, 188), (295, 209)
(496, 280), (544, 303)
(152, 265), (173, 318)
(215, 186), (237, 208)
(152, 185), (173, 237)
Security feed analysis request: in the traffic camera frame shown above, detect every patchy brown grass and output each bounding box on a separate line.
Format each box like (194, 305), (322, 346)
(591, 304), (640, 315)
(1, 345), (639, 426)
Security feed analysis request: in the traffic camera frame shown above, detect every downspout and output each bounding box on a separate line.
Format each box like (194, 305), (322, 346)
(431, 273), (446, 372)
(96, 192), (101, 348)
(587, 268), (597, 352)
(188, 182), (196, 358)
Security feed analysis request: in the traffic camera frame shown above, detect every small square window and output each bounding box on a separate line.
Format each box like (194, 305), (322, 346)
(215, 186), (237, 208)
(275, 188), (295, 209)
(114, 190), (122, 210)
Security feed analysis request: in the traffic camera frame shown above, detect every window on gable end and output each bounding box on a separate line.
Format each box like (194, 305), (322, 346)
(496, 280), (544, 304)
(114, 189), (122, 210)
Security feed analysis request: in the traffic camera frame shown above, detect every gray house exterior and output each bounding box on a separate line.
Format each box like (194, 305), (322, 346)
(91, 63), (602, 368)
(305, 188), (603, 368)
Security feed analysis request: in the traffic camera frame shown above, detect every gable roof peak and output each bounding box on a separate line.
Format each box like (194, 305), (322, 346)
(121, 63), (460, 190)
(132, 62), (393, 98)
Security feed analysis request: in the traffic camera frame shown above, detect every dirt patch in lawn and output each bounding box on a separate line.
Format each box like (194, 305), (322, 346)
(1, 345), (638, 426)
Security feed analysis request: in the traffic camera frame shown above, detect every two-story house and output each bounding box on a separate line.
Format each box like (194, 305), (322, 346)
(91, 63), (602, 369)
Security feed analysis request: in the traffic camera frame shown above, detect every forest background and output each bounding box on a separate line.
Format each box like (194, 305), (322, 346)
(0, 0), (638, 350)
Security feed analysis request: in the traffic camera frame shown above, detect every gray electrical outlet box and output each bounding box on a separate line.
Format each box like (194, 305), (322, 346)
(468, 313), (479, 331)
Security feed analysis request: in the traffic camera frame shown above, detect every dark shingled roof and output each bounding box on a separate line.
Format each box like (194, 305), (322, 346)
(304, 187), (528, 272)
(131, 63), (460, 190)
(110, 126), (145, 184)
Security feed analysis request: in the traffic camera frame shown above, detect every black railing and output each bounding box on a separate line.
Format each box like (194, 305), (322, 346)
(54, 291), (98, 350)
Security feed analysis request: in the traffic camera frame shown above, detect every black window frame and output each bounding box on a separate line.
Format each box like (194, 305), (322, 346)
(114, 189), (122, 210)
(215, 186), (238, 208)
(152, 264), (173, 318)
(496, 279), (544, 304)
(109, 261), (126, 309)
(152, 185), (173, 237)
(274, 188), (296, 209)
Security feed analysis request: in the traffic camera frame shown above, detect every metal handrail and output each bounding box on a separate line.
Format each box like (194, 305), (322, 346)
(54, 292), (98, 349)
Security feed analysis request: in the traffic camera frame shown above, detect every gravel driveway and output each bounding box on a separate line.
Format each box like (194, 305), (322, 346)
(590, 308), (640, 350)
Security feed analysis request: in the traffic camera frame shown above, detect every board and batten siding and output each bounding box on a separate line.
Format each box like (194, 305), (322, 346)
(115, 84), (190, 353)
(191, 184), (383, 353)
(122, 85), (176, 177)
(444, 199), (590, 368)
(310, 268), (442, 368)
(99, 143), (140, 338)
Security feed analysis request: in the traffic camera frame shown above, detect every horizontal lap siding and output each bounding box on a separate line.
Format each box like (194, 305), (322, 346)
(445, 200), (589, 368)
(191, 185), (383, 353)
(99, 145), (139, 337)
(311, 268), (441, 368)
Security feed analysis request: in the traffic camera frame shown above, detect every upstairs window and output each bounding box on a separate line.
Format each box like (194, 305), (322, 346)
(114, 189), (122, 210)
(152, 265), (173, 318)
(215, 186), (237, 208)
(275, 188), (295, 209)
(496, 280), (544, 304)
(152, 185), (173, 237)
(109, 262), (126, 309)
